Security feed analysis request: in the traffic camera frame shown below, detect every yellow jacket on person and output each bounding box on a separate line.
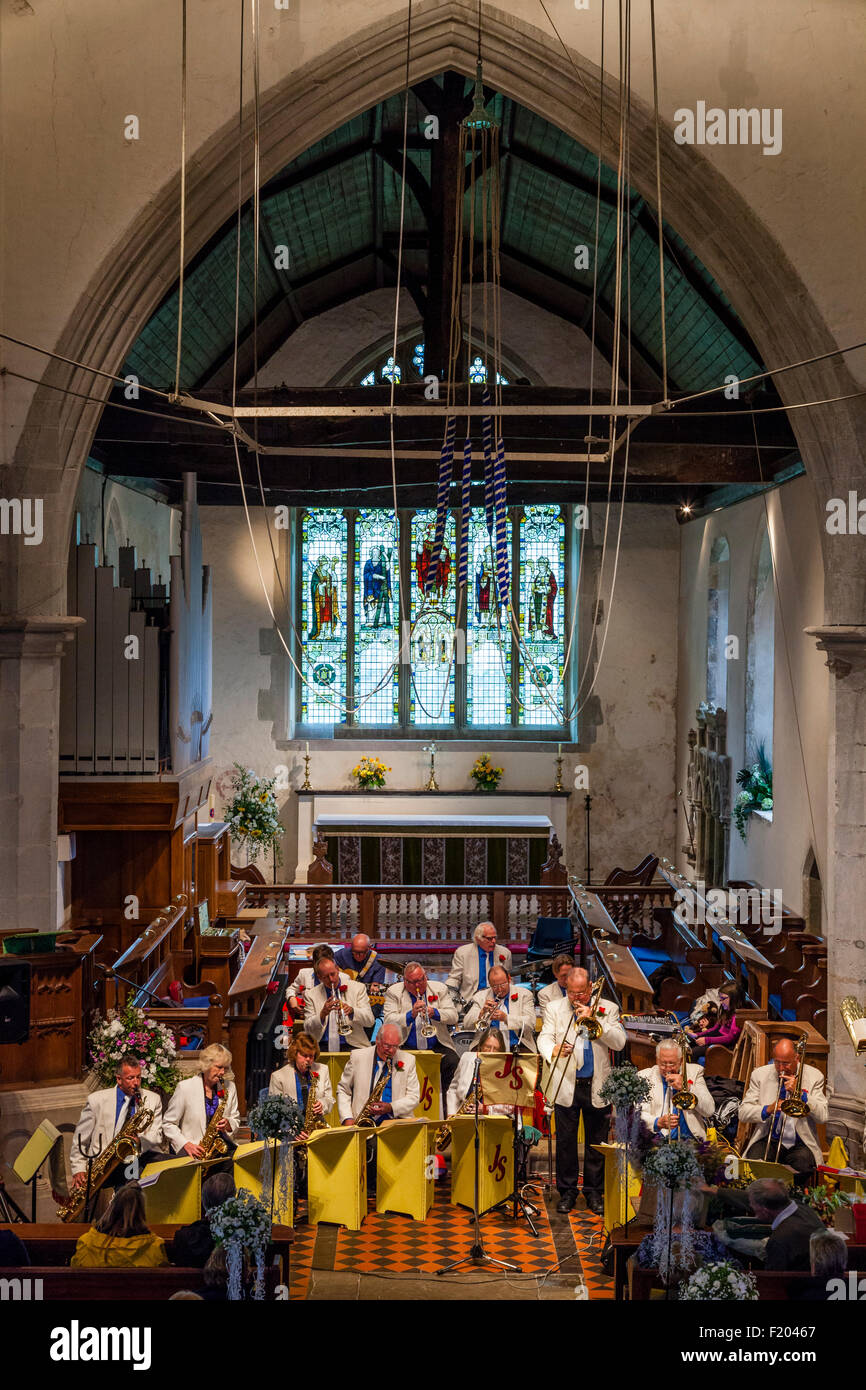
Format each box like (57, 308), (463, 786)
(71, 1229), (169, 1268)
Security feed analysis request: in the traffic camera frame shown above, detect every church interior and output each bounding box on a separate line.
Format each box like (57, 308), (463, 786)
(1, 0), (865, 1318)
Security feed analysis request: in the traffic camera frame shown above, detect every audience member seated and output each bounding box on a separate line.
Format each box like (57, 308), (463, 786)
(684, 985), (742, 1060)
(71, 1181), (169, 1268)
(170, 1171), (236, 1268)
(791, 1228), (849, 1300)
(747, 1178), (824, 1271)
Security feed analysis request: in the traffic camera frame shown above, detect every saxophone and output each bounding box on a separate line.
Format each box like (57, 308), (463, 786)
(302, 1068), (328, 1138)
(354, 1059), (393, 1129)
(435, 1074), (482, 1151)
(58, 1100), (155, 1222)
(200, 1090), (229, 1159)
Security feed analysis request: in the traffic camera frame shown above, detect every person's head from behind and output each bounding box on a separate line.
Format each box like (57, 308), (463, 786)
(202, 1171), (236, 1214)
(809, 1228), (848, 1280)
(747, 1178), (792, 1223)
(95, 1181), (149, 1238)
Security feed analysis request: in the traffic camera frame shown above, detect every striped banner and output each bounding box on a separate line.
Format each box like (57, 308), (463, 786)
(425, 416), (456, 597)
(458, 437), (472, 586)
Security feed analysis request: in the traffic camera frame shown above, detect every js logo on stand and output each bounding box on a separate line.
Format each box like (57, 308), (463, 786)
(487, 1143), (508, 1183)
(419, 1076), (434, 1113)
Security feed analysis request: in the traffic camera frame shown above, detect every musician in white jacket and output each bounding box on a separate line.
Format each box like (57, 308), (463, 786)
(446, 1029), (514, 1116)
(446, 923), (513, 1002)
(303, 957), (374, 1051)
(739, 1037), (829, 1182)
(638, 1042), (715, 1140)
(163, 1044), (241, 1158)
(269, 1031), (334, 1132)
(538, 968), (626, 1215)
(337, 1025), (420, 1124)
(70, 1055), (163, 1184)
(464, 967), (539, 1052)
(383, 961), (460, 1091)
(537, 955), (574, 1023)
(285, 944), (349, 1019)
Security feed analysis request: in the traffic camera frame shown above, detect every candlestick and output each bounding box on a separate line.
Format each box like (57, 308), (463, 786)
(423, 741), (439, 792)
(554, 753), (564, 793)
(301, 751), (312, 791)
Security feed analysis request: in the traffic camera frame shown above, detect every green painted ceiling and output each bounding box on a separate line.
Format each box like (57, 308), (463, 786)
(124, 79), (762, 395)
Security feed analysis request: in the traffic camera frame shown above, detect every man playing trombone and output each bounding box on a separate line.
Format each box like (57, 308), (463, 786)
(740, 1037), (828, 1185)
(538, 967), (625, 1215)
(639, 1040), (714, 1140)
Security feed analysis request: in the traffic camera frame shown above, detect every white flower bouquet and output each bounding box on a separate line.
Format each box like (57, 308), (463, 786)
(679, 1259), (759, 1301)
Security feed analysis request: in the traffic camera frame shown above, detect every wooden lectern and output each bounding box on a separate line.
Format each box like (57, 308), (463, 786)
(234, 1140), (293, 1226)
(306, 1125), (367, 1229)
(449, 1115), (513, 1214)
(376, 1118), (438, 1222)
(407, 1051), (443, 1121)
(318, 1052), (353, 1127)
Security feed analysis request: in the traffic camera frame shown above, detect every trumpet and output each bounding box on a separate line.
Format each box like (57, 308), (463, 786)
(417, 991), (436, 1040)
(333, 985), (353, 1037)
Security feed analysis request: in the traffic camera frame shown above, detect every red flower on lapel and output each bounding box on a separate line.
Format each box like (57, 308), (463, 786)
(510, 993), (519, 1002)
(395, 1060), (405, 1071)
(339, 984), (348, 993)
(598, 1006), (606, 1016)
(498, 954), (506, 962)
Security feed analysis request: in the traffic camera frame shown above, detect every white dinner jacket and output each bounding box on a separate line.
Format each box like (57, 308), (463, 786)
(638, 1063), (715, 1139)
(383, 981), (458, 1049)
(286, 967), (350, 1003)
(538, 980), (568, 1023)
(446, 942), (513, 1000)
(268, 1061), (334, 1115)
(537, 993), (626, 1108)
(303, 978), (374, 1050)
(463, 984), (538, 1052)
(740, 1061), (828, 1166)
(336, 1047), (420, 1122)
(70, 1086), (163, 1177)
(162, 1075), (241, 1153)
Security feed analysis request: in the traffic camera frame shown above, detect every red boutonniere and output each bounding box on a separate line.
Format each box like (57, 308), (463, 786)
(428, 994), (438, 1003)
(498, 954), (506, 962)
(339, 984), (348, 993)
(510, 993), (519, 1002)
(395, 1060), (405, 1071)
(687, 1078), (693, 1087)
(597, 1006), (606, 1016)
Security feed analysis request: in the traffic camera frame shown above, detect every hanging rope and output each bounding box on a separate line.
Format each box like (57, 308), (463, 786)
(172, 0), (188, 401)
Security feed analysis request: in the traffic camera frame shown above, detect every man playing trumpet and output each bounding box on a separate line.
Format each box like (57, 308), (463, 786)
(303, 957), (374, 1051)
(464, 966), (538, 1052)
(639, 1041), (714, 1140)
(383, 961), (459, 1091)
(740, 1037), (828, 1184)
(538, 967), (625, 1214)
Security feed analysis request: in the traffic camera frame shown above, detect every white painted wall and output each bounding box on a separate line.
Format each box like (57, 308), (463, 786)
(677, 475), (829, 915)
(201, 500), (680, 881)
(73, 469), (180, 585)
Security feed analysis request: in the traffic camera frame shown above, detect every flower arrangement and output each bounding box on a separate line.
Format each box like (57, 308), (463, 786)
(225, 762), (283, 864)
(643, 1138), (704, 1280)
(733, 742), (773, 839)
(352, 755), (390, 789)
(209, 1188), (271, 1301)
(87, 1000), (180, 1095)
(637, 1228), (727, 1269)
(599, 1063), (652, 1112)
(470, 753), (503, 791)
(248, 1094), (303, 1216)
(678, 1260), (759, 1301)
(804, 1183), (846, 1227)
(693, 1137), (749, 1188)
(643, 1137), (702, 1190)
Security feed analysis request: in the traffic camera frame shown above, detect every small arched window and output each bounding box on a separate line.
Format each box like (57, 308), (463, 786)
(745, 523), (775, 769)
(706, 535), (730, 709)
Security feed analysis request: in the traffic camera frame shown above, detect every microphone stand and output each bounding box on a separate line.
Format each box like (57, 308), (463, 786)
(96, 963), (165, 1008)
(436, 1055), (519, 1277)
(491, 1023), (540, 1236)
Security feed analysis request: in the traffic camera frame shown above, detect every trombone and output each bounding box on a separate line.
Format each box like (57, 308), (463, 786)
(763, 1034), (808, 1162)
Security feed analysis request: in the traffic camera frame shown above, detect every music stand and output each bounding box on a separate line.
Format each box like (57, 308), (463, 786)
(436, 1057), (520, 1278)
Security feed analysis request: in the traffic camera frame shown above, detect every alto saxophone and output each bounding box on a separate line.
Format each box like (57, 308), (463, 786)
(58, 1100), (155, 1222)
(200, 1090), (229, 1159)
(355, 1059), (393, 1129)
(435, 1074), (483, 1151)
(302, 1068), (328, 1138)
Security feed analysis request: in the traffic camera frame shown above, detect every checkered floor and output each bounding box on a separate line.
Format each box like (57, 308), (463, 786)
(287, 1177), (615, 1299)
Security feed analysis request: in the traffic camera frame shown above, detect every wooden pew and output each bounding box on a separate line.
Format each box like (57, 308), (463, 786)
(0, 1263), (282, 1299)
(0, 1222), (293, 1279)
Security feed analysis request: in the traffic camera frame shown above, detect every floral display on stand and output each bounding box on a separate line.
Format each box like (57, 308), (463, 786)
(225, 763), (284, 864)
(87, 1001), (180, 1095)
(678, 1259), (759, 1301)
(642, 1138), (703, 1282)
(733, 742), (773, 839)
(248, 1094), (303, 1217)
(209, 1188), (271, 1301)
(352, 755), (391, 789)
(803, 1183), (847, 1226)
(599, 1064), (652, 1148)
(470, 753), (503, 791)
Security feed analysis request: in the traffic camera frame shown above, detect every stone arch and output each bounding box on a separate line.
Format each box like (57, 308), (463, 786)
(8, 0), (866, 620)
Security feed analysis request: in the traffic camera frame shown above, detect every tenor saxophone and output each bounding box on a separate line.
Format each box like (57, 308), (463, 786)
(302, 1067), (328, 1138)
(200, 1090), (229, 1159)
(355, 1059), (393, 1129)
(58, 1100), (155, 1222)
(435, 1074), (483, 1151)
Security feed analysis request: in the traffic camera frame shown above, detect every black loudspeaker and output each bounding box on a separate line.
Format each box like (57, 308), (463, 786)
(0, 961), (31, 1044)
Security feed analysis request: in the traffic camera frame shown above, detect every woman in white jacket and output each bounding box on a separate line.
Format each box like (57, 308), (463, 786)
(163, 1044), (240, 1158)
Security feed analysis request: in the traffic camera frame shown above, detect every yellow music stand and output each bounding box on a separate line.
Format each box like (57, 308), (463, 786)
(234, 1140), (293, 1225)
(140, 1154), (203, 1224)
(318, 1052), (354, 1127)
(306, 1125), (367, 1229)
(376, 1118), (438, 1221)
(592, 1142), (643, 1233)
(407, 1050), (443, 1121)
(450, 1115), (513, 1214)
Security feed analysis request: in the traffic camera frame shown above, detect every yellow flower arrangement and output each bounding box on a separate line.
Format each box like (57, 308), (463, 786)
(352, 755), (391, 789)
(470, 753), (503, 791)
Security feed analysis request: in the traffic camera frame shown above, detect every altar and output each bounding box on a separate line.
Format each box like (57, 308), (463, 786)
(294, 792), (569, 885)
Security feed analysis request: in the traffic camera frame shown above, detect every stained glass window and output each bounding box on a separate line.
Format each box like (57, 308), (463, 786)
(354, 509), (400, 723)
(412, 343), (425, 375)
(381, 356), (401, 384)
(466, 507), (513, 725)
(409, 509), (457, 725)
(360, 370), (375, 387)
(357, 343), (509, 386)
(300, 509), (347, 721)
(469, 355), (487, 384)
(518, 505), (566, 726)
